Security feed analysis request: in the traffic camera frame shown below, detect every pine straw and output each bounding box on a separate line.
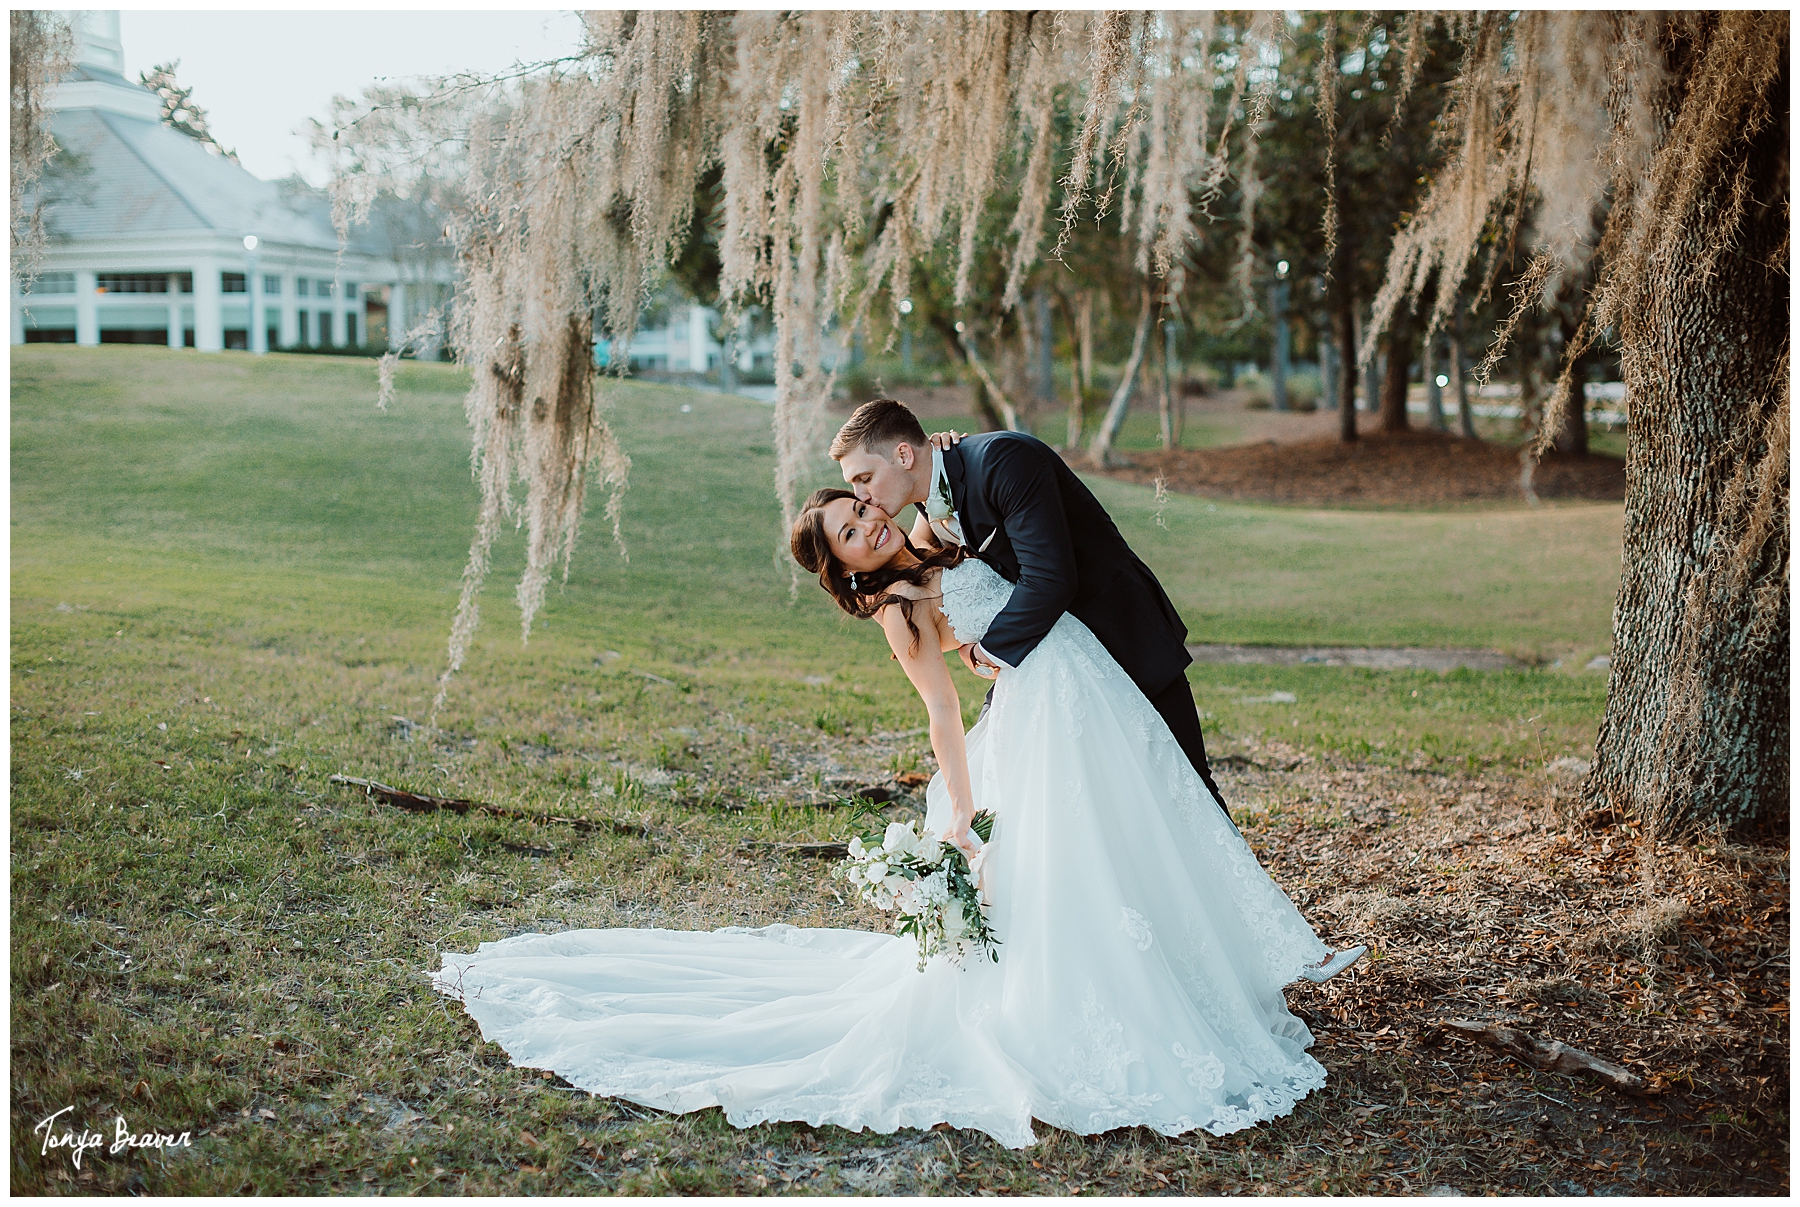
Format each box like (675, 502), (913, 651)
(1102, 430), (1626, 508)
(1218, 739), (1789, 1194)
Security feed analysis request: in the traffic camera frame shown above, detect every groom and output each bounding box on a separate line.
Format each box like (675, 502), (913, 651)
(832, 398), (1233, 824)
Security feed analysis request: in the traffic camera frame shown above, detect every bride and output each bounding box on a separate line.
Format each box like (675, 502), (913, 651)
(431, 489), (1362, 1148)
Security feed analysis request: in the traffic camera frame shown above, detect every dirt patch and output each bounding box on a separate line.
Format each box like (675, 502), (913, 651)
(1188, 644), (1533, 672)
(1100, 429), (1627, 508)
(1212, 743), (1789, 1195)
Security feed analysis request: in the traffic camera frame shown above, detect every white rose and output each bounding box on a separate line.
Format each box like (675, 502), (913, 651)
(883, 821), (918, 857)
(942, 905), (967, 938)
(848, 836), (865, 858)
(914, 838), (942, 865)
(866, 860), (887, 882)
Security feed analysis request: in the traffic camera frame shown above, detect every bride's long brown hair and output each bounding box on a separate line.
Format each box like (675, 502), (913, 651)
(790, 487), (966, 654)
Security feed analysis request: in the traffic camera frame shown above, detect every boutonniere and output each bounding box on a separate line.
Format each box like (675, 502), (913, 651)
(928, 475), (957, 523)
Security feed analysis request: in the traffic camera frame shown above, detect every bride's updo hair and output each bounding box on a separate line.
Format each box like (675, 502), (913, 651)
(790, 487), (964, 654)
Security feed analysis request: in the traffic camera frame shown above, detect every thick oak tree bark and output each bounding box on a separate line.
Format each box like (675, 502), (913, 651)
(1583, 32), (1788, 834)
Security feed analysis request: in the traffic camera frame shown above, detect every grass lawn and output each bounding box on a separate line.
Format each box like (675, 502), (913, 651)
(12, 345), (1657, 1194)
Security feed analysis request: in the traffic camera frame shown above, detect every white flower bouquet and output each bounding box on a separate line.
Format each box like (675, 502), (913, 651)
(834, 818), (998, 972)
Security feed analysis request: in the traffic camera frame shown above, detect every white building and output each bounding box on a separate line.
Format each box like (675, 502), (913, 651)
(11, 12), (407, 353)
(620, 302), (782, 382)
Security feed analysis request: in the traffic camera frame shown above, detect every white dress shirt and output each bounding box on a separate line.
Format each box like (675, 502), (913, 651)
(927, 446), (1011, 673)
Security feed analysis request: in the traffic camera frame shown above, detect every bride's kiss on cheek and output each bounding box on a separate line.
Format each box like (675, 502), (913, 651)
(433, 400), (1365, 1149)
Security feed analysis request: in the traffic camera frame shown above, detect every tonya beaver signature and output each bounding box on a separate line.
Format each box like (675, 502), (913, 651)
(34, 1105), (192, 1169)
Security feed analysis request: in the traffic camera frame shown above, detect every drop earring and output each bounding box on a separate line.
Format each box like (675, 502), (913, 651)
(849, 572), (859, 591)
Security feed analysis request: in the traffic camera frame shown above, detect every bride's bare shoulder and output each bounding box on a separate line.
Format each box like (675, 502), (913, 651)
(874, 567), (943, 604)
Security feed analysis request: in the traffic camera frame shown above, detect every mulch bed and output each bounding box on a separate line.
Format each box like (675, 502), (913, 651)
(1215, 742), (1789, 1195)
(1103, 429), (1627, 507)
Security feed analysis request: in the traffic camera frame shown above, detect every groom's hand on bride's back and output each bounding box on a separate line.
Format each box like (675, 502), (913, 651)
(928, 429), (966, 451)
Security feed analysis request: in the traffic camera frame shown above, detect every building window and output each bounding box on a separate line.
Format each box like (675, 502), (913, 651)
(296, 278), (310, 297)
(345, 282), (358, 299)
(24, 328), (77, 342)
(297, 312), (310, 344)
(31, 272), (75, 294)
(224, 329), (248, 350)
(345, 314), (358, 345)
(319, 312), (333, 344)
(175, 273), (192, 293)
(316, 280), (335, 299)
(222, 273), (247, 293)
(263, 275), (282, 295)
(97, 273), (176, 294)
(267, 324), (280, 351)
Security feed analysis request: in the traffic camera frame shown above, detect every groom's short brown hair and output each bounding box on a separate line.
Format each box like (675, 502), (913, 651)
(830, 399), (928, 461)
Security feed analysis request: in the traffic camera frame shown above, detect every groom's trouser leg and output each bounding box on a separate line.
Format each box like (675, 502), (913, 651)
(1146, 676), (1236, 826)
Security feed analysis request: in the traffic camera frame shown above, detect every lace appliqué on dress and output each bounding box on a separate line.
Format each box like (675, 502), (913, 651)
(939, 560), (1014, 647)
(1119, 907), (1154, 951)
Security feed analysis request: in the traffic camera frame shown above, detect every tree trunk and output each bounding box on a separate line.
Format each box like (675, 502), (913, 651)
(1380, 310), (1412, 432)
(957, 327), (1021, 431)
(1516, 326), (1542, 439)
(1057, 290), (1084, 448)
(1424, 334), (1446, 430)
(1451, 309), (1477, 439)
(1335, 296), (1358, 443)
(1089, 283), (1153, 466)
(1582, 44), (1788, 836)
(1553, 301), (1589, 456)
(1033, 287), (1055, 405)
(1354, 303), (1382, 414)
(1076, 290), (1095, 397)
(1320, 327), (1338, 418)
(1552, 378), (1588, 456)
(1158, 319), (1176, 449)
(941, 331), (1007, 431)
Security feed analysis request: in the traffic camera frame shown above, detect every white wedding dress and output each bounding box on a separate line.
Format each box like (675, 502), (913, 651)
(432, 559), (1333, 1147)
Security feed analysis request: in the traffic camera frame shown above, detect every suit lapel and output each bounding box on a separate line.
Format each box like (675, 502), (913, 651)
(945, 442), (1008, 568)
(942, 444), (985, 548)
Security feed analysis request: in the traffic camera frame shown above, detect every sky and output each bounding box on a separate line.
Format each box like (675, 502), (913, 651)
(116, 10), (588, 185)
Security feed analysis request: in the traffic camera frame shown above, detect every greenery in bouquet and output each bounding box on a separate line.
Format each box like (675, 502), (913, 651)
(833, 811), (999, 972)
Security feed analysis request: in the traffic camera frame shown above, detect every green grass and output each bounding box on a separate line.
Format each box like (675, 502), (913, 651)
(12, 345), (1623, 1193)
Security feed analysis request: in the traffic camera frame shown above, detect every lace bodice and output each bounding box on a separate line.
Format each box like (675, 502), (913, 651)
(939, 558), (1014, 646)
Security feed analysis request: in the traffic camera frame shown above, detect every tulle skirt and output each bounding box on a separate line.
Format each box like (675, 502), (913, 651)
(433, 612), (1332, 1147)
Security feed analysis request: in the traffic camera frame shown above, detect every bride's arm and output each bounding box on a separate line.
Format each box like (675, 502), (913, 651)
(876, 602), (978, 851)
(907, 509), (938, 551)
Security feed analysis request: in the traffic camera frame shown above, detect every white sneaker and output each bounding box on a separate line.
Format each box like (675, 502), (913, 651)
(1300, 944), (1368, 983)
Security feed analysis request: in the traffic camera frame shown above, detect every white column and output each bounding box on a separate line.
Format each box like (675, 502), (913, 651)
(387, 282), (407, 349)
(192, 260), (222, 352)
(249, 258), (265, 353)
(166, 273), (181, 347)
(268, 274), (288, 348)
(10, 276), (25, 345)
(75, 270), (99, 345)
(332, 282), (347, 347)
(690, 307), (709, 371)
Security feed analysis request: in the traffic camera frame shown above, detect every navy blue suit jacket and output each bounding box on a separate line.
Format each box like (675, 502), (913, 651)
(940, 431), (1192, 698)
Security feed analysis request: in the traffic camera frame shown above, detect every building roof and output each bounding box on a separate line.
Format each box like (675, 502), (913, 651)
(42, 67), (384, 258)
